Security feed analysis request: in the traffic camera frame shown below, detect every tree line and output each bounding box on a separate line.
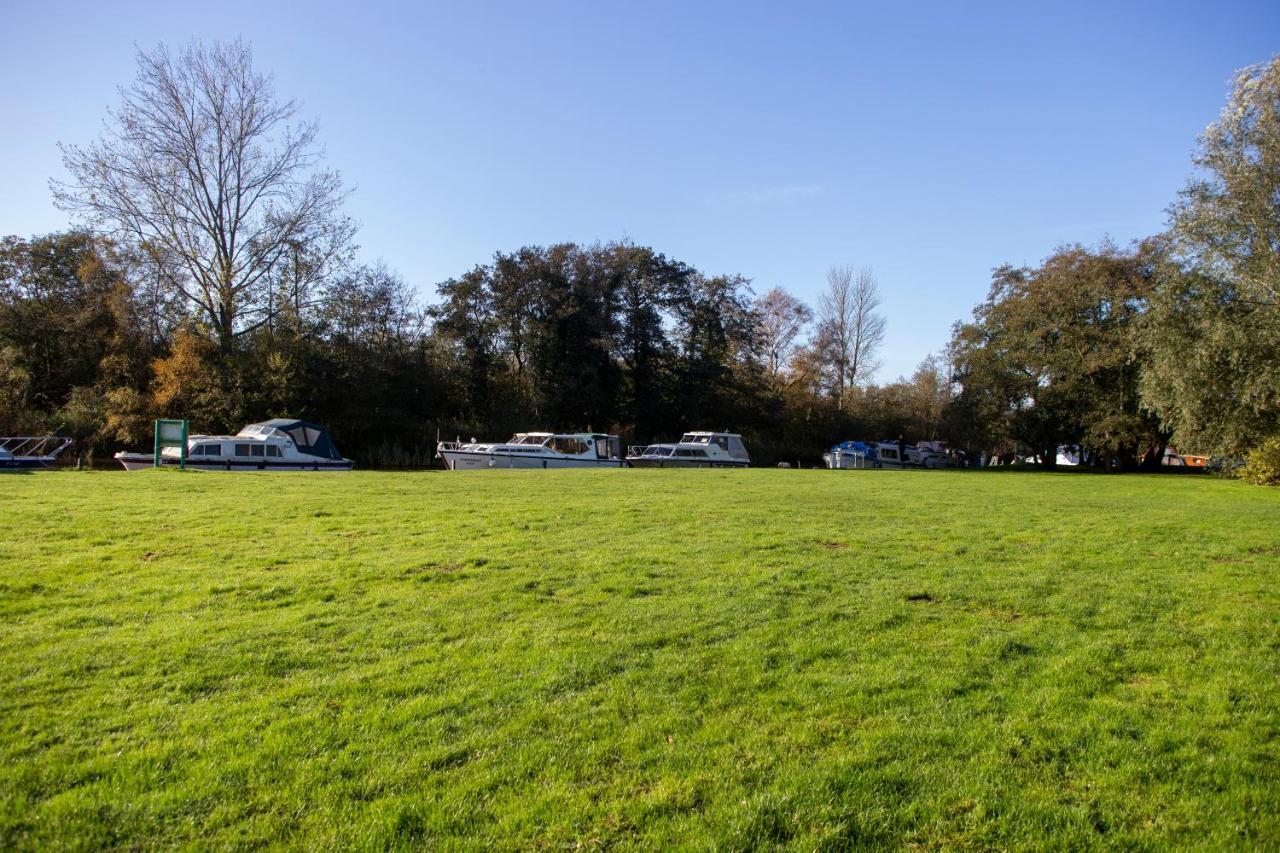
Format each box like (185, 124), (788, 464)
(1, 41), (1276, 471)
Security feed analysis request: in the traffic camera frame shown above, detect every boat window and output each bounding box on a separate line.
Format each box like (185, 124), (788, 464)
(235, 444), (253, 457)
(190, 445), (203, 456)
(251, 445), (265, 457)
(204, 444), (222, 457)
(266, 445), (281, 458)
(881, 448), (898, 460)
(552, 437), (588, 455)
(713, 436), (728, 450)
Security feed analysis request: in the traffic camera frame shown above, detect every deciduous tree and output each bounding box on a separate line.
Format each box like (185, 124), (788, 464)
(816, 265), (885, 408)
(1141, 56), (1280, 453)
(54, 40), (355, 354)
(753, 287), (812, 386)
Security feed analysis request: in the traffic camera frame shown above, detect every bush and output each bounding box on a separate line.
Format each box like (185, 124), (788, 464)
(1239, 436), (1280, 486)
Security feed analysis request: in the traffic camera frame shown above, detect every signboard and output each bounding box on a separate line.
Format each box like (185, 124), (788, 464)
(153, 419), (189, 469)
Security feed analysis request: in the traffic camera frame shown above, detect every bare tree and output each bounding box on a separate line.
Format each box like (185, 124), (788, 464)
(54, 40), (355, 354)
(753, 287), (813, 384)
(816, 265), (885, 408)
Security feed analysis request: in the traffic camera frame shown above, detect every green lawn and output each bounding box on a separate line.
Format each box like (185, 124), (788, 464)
(1, 469), (1277, 849)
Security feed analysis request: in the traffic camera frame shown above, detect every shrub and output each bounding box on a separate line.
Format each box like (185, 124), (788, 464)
(1239, 436), (1280, 486)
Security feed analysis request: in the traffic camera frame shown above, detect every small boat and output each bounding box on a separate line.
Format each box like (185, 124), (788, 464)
(114, 419), (353, 471)
(0, 436), (72, 470)
(437, 432), (625, 470)
(627, 431), (750, 468)
(823, 440), (875, 469)
(825, 440), (949, 469)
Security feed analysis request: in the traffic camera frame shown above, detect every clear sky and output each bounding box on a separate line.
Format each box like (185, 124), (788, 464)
(2, 1), (1276, 380)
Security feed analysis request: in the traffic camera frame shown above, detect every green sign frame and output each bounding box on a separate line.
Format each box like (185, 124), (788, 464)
(153, 419), (189, 469)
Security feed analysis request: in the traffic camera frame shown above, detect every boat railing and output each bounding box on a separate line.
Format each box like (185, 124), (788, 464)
(829, 448), (869, 469)
(0, 436), (73, 460)
(626, 445), (648, 458)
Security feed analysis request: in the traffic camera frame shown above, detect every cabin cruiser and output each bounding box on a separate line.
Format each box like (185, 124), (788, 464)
(0, 436), (72, 470)
(114, 419), (353, 471)
(825, 440), (949, 469)
(437, 432), (625, 470)
(627, 431), (750, 468)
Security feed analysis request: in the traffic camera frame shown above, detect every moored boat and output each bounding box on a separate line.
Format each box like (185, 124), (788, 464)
(114, 419), (353, 471)
(626, 431), (750, 468)
(823, 440), (875, 469)
(437, 432), (625, 470)
(824, 440), (949, 469)
(0, 436), (72, 470)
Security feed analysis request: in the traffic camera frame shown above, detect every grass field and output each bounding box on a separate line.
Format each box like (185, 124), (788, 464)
(1, 468), (1277, 849)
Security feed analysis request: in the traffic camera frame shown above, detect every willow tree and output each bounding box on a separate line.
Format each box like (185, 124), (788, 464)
(54, 40), (355, 354)
(1140, 56), (1280, 453)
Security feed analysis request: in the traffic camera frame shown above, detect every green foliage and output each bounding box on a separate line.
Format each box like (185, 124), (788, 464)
(0, 232), (155, 448)
(947, 243), (1166, 467)
(431, 243), (767, 446)
(1239, 436), (1280, 486)
(1, 470), (1277, 847)
(1144, 56), (1280, 453)
(1138, 264), (1280, 454)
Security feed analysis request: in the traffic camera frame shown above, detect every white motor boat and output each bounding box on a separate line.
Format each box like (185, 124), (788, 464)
(626, 431), (750, 468)
(871, 441), (949, 469)
(437, 432), (625, 470)
(114, 419), (353, 471)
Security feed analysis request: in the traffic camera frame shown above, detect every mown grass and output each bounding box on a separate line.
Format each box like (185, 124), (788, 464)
(1, 468), (1277, 849)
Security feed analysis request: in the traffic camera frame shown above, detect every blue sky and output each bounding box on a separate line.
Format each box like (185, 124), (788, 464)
(2, 1), (1276, 380)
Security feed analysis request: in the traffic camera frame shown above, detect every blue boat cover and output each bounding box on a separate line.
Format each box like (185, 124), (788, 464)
(830, 440), (876, 457)
(255, 419), (345, 460)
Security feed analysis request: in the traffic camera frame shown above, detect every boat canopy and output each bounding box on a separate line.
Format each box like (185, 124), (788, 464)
(245, 419), (344, 460)
(829, 440), (877, 457)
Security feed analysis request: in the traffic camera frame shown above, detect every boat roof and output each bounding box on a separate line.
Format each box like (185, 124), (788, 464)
(244, 419), (344, 459)
(681, 431), (742, 438)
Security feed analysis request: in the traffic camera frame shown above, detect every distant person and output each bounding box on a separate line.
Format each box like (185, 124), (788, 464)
(897, 436), (907, 465)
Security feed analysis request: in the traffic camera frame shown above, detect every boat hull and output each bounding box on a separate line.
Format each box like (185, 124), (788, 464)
(439, 450), (624, 470)
(0, 458), (58, 470)
(114, 452), (352, 471)
(626, 458), (747, 469)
